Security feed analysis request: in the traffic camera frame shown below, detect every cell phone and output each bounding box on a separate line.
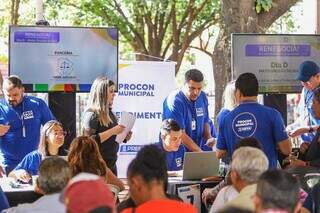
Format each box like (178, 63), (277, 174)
(9, 181), (23, 189)
(17, 178), (32, 185)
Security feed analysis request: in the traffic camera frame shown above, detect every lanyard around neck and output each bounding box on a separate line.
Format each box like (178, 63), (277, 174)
(12, 100), (26, 137)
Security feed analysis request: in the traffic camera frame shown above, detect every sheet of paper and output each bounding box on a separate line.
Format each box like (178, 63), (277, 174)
(115, 111), (136, 143)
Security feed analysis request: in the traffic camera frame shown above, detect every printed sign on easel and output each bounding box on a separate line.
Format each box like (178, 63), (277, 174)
(177, 184), (201, 211)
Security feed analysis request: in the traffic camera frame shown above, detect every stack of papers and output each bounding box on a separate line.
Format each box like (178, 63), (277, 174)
(115, 111), (136, 143)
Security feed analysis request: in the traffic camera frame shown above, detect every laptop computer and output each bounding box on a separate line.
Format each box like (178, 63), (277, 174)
(182, 151), (220, 180)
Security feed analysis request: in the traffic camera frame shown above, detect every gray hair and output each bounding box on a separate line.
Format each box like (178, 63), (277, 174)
(3, 75), (23, 90)
(231, 147), (269, 184)
(222, 80), (237, 110)
(38, 156), (71, 194)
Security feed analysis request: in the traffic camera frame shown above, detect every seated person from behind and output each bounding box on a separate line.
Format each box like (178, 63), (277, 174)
(202, 137), (263, 211)
(213, 147), (269, 212)
(8, 120), (65, 183)
(67, 136), (125, 191)
(4, 156), (71, 213)
(156, 119), (184, 171)
(63, 173), (116, 213)
(289, 87), (320, 168)
(253, 170), (301, 213)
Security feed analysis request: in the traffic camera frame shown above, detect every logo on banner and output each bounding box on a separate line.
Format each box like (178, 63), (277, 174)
(232, 112), (257, 138)
(115, 111), (162, 120)
(120, 145), (144, 153)
(54, 57), (76, 79)
(118, 83), (155, 97)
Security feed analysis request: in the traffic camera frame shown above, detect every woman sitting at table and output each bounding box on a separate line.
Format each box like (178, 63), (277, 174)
(8, 120), (66, 183)
(67, 136), (125, 191)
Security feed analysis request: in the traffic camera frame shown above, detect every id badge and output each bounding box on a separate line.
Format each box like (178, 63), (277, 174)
(192, 119), (196, 131)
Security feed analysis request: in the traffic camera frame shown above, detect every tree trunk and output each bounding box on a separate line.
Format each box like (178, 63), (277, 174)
(212, 0), (299, 123)
(10, 0), (20, 25)
(212, 0), (259, 121)
(212, 27), (231, 119)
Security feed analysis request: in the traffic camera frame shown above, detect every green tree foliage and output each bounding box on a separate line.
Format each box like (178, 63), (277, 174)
(256, 0), (273, 13)
(0, 0), (302, 117)
(46, 0), (220, 73)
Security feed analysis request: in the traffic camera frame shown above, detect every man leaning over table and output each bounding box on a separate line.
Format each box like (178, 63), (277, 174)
(162, 69), (215, 153)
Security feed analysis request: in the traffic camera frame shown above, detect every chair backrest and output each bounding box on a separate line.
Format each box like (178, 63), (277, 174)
(287, 167), (320, 193)
(302, 173), (320, 192)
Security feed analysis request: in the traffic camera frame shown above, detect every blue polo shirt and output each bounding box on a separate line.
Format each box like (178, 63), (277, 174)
(14, 150), (42, 175)
(155, 142), (185, 171)
(303, 88), (320, 126)
(162, 90), (210, 151)
(0, 96), (55, 171)
(217, 108), (231, 128)
(217, 102), (288, 168)
(300, 88), (320, 142)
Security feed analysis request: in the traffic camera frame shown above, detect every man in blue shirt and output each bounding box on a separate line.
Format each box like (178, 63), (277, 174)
(156, 119), (184, 171)
(216, 73), (291, 168)
(0, 76), (55, 173)
(162, 69), (214, 152)
(287, 61), (320, 141)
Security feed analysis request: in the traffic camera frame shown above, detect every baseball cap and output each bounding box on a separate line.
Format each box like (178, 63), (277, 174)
(296, 61), (320, 82)
(63, 173), (115, 213)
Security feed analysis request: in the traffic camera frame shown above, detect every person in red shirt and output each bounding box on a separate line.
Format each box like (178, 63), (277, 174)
(121, 144), (196, 213)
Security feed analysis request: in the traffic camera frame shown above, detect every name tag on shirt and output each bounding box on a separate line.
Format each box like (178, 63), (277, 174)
(192, 119), (196, 131)
(176, 157), (182, 168)
(23, 110), (34, 120)
(196, 107), (204, 117)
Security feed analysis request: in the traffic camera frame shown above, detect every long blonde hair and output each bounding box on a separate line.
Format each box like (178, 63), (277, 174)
(87, 76), (114, 127)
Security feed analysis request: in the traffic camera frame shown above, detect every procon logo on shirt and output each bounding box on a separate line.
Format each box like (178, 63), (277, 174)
(175, 157), (182, 168)
(23, 110), (34, 120)
(232, 112), (257, 138)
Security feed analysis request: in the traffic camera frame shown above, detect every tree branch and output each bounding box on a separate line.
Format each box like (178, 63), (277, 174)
(188, 16), (218, 42)
(161, 38), (173, 58)
(177, 0), (194, 31)
(258, 0), (300, 31)
(193, 0), (210, 17)
(112, 0), (148, 53)
(190, 45), (213, 57)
